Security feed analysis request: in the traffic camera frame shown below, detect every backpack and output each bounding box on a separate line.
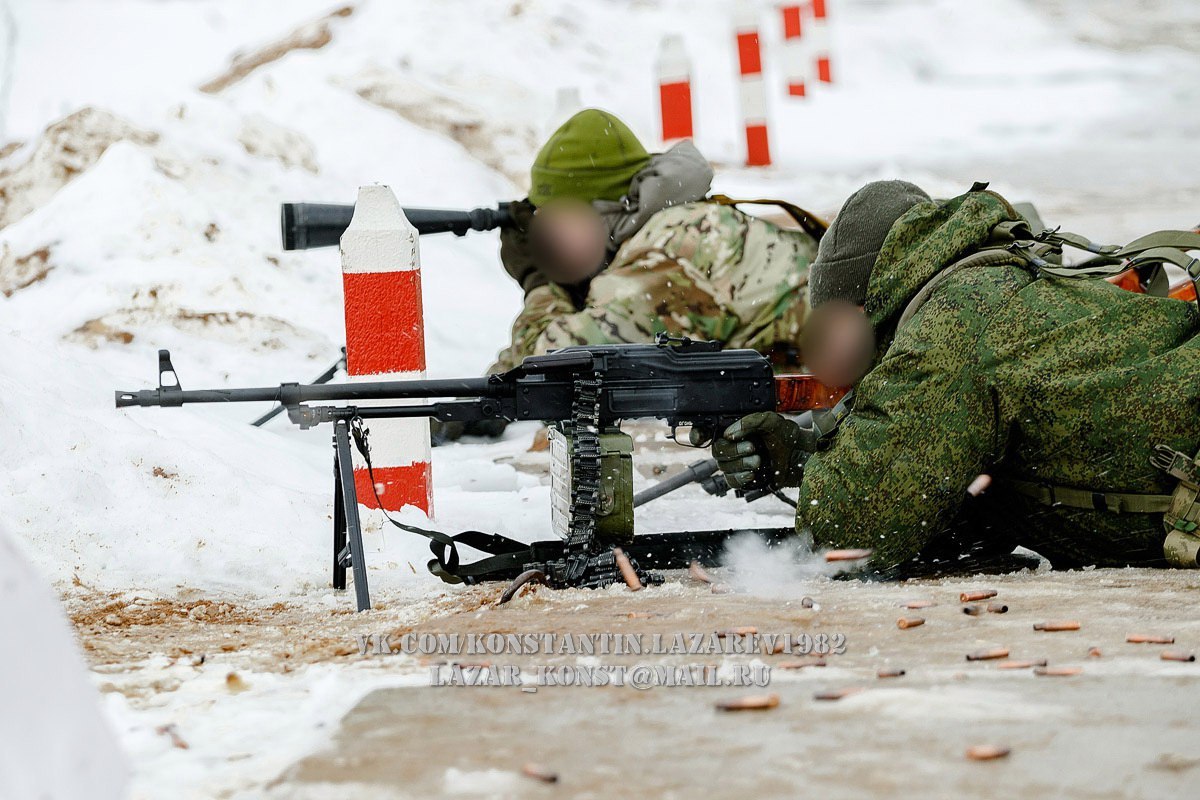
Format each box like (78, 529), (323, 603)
(899, 213), (1200, 567)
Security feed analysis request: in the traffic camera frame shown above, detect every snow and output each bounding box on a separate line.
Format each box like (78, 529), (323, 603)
(0, 522), (128, 800)
(2, 0), (1200, 797)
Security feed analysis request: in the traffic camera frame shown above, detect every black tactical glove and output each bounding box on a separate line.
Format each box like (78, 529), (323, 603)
(498, 198), (546, 295)
(710, 412), (817, 490)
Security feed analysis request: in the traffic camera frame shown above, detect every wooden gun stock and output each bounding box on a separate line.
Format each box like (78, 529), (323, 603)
(1108, 225), (1200, 302)
(1108, 268), (1197, 302)
(774, 375), (848, 413)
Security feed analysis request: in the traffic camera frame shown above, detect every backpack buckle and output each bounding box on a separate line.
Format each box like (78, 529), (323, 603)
(1152, 444), (1200, 484)
(1007, 241), (1051, 271)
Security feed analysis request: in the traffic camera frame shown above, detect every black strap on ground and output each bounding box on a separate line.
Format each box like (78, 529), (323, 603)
(437, 527), (797, 585)
(349, 416), (531, 576)
(347, 414), (794, 585)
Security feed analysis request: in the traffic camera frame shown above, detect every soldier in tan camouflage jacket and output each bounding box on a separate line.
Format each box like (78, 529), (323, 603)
(489, 108), (820, 374)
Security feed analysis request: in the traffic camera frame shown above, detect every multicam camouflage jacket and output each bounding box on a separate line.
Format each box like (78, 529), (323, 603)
(489, 201), (819, 373)
(796, 188), (1200, 572)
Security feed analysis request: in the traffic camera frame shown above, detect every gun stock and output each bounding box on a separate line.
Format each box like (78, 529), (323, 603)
(774, 374), (848, 413)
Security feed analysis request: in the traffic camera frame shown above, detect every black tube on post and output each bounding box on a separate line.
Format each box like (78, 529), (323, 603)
(281, 203), (355, 251)
(280, 202), (514, 251)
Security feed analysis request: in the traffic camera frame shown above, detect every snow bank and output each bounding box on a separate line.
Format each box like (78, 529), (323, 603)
(1, 0), (1198, 599)
(0, 330), (332, 593)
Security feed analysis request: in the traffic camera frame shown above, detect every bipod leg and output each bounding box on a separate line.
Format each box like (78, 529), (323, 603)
(334, 418), (371, 611)
(332, 445), (348, 592)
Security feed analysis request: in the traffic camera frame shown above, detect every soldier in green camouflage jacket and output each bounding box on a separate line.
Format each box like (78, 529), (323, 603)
(489, 108), (819, 373)
(712, 180), (1200, 574)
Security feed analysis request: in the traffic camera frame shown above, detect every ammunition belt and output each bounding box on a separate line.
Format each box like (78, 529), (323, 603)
(352, 372), (663, 588)
(538, 372), (662, 589)
(558, 373), (605, 585)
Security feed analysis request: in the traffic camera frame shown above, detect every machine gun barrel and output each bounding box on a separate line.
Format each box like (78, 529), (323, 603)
(116, 341), (847, 426)
(281, 202), (513, 250)
(115, 373), (497, 409)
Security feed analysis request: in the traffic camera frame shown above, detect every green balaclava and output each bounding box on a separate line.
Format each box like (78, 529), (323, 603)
(528, 109), (651, 208)
(808, 180), (931, 309)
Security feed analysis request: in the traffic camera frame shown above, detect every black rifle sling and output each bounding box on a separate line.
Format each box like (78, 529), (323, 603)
(348, 417), (535, 582)
(348, 417), (794, 584)
(708, 194), (829, 241)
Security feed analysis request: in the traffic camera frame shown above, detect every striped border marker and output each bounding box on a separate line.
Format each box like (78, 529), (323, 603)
(780, 3), (808, 97)
(734, 1), (771, 166)
(812, 0), (833, 84)
(340, 184), (433, 514)
(656, 34), (694, 142)
(545, 85), (582, 136)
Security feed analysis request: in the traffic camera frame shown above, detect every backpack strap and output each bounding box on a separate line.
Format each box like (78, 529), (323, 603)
(708, 193), (829, 241)
(897, 249), (1016, 329)
(1029, 229), (1200, 302)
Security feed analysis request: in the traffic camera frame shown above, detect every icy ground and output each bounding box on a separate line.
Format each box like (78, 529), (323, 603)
(1, 0), (1200, 797)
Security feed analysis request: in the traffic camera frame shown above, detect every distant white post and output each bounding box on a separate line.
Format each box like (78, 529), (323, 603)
(780, 3), (809, 97)
(545, 86), (582, 135)
(340, 185), (432, 515)
(734, 0), (771, 166)
(812, 0), (833, 84)
(0, 0), (16, 140)
(655, 34), (694, 143)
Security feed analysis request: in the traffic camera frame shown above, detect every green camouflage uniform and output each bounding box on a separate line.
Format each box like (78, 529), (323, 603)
(796, 188), (1200, 571)
(490, 201), (818, 372)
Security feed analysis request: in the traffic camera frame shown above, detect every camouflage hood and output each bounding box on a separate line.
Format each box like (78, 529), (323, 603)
(864, 188), (1021, 345)
(593, 139), (714, 252)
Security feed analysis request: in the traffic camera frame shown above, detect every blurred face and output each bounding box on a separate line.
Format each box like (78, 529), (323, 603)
(529, 199), (607, 286)
(803, 300), (876, 388)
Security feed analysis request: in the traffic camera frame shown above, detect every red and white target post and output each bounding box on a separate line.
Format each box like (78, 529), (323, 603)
(656, 34), (694, 143)
(340, 184), (433, 515)
(734, 2), (771, 166)
(811, 0), (833, 84)
(780, 3), (808, 97)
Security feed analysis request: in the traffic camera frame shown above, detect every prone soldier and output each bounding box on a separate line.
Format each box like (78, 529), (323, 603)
(708, 180), (1200, 574)
(490, 108), (823, 374)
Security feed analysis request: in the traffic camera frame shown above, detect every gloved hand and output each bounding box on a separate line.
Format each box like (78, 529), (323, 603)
(499, 198), (546, 295)
(710, 412), (817, 490)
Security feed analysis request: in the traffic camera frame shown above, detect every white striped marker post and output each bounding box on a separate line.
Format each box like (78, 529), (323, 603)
(656, 34), (694, 142)
(340, 184), (433, 515)
(734, 2), (771, 166)
(812, 0), (833, 84)
(780, 3), (808, 97)
(545, 85), (582, 136)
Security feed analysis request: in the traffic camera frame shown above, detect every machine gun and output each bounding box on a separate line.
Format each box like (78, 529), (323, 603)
(115, 335), (845, 610)
(281, 201), (514, 250)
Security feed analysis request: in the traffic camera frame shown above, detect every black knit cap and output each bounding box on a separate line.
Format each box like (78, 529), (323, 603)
(808, 180), (931, 309)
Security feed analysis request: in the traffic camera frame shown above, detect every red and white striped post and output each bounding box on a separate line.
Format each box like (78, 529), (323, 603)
(340, 184), (433, 515)
(734, 2), (771, 166)
(656, 34), (694, 143)
(780, 4), (808, 97)
(812, 0), (833, 84)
